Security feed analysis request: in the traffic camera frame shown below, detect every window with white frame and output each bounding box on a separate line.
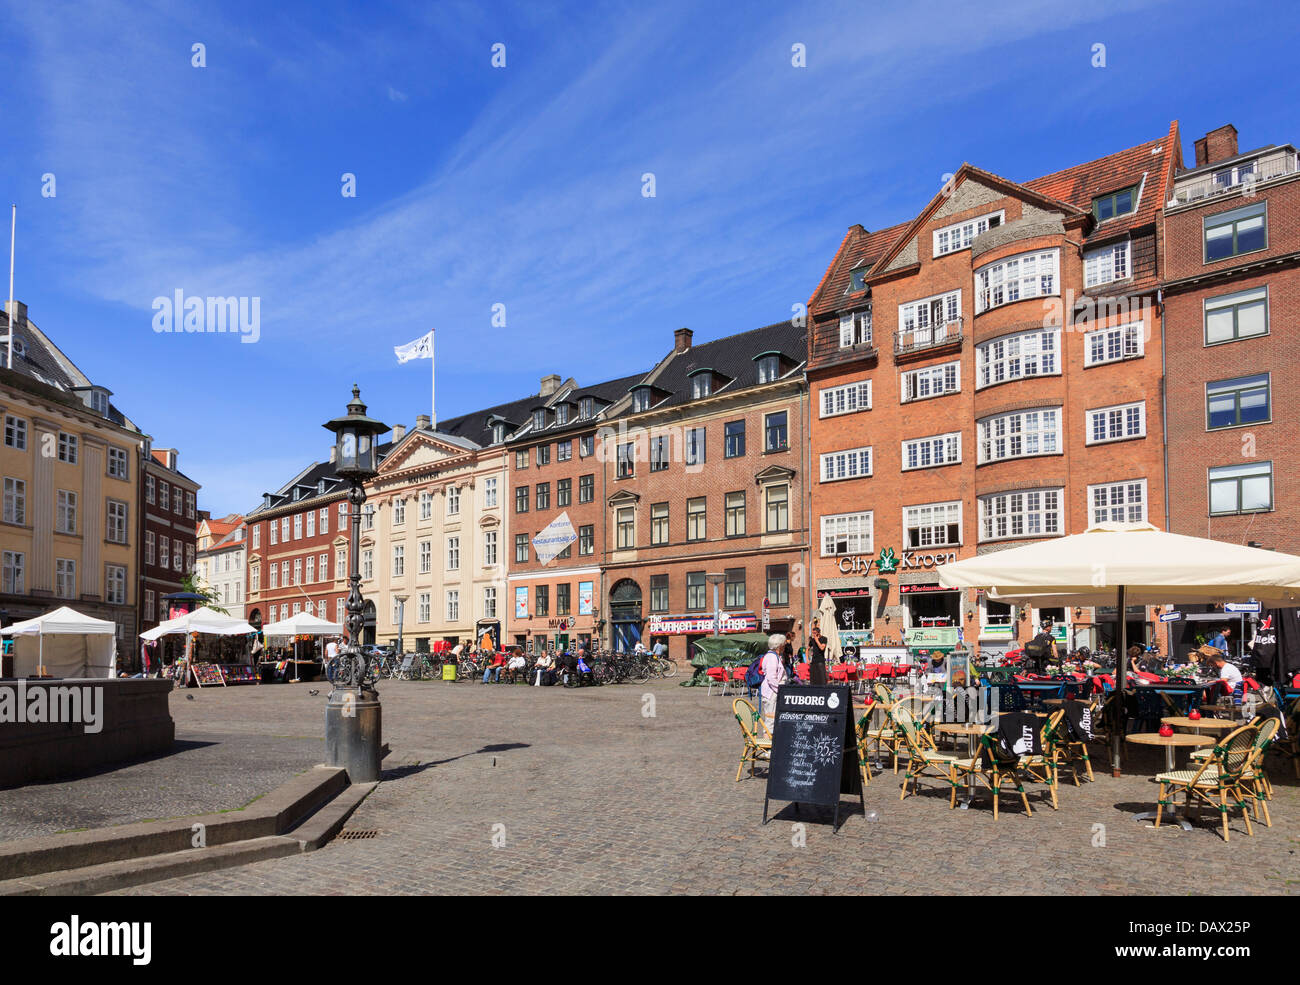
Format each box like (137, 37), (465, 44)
(392, 545), (404, 577)
(1088, 479), (1148, 524)
(820, 446), (872, 482)
(393, 497), (406, 525)
(336, 598), (345, 624)
(933, 210), (1004, 257)
(484, 530), (497, 566)
(185, 492), (194, 519)
(1086, 402), (1146, 445)
(144, 588), (154, 620)
(306, 555), (316, 582)
(268, 561), (278, 588)
(319, 552), (328, 580)
(336, 548), (345, 577)
(419, 539), (431, 574)
(252, 525), (260, 549)
(447, 487), (460, 516)
(978, 489), (1063, 542)
(293, 513), (302, 539)
(902, 432), (961, 470)
(2, 550), (25, 594)
(107, 446), (128, 479)
(250, 565), (260, 592)
(279, 560), (287, 585)
(417, 592), (431, 623)
(160, 483), (170, 512)
(280, 516), (289, 540)
(2, 477), (24, 525)
(419, 491), (432, 520)
(1084, 240), (1130, 288)
(362, 505), (374, 530)
(362, 549), (373, 580)
(58, 432), (78, 464)
(1204, 286), (1268, 345)
(56, 490), (77, 534)
(317, 600), (326, 620)
(1084, 322), (1143, 366)
(483, 586), (497, 619)
(145, 475), (154, 505)
(820, 511), (873, 556)
(3, 415), (26, 451)
(838, 308), (872, 348)
(977, 408), (1061, 463)
(976, 329), (1060, 387)
(319, 507), (328, 534)
(55, 558), (76, 599)
(105, 564), (127, 605)
(306, 510), (315, 537)
(338, 501), (347, 527)
(975, 249), (1059, 313)
(446, 590), (459, 622)
(269, 521), (277, 546)
(904, 501), (962, 548)
(106, 500), (127, 543)
(145, 530), (155, 564)
(901, 361), (960, 403)
(820, 380), (871, 418)
(293, 558), (301, 584)
(484, 477), (498, 508)
(446, 536), (460, 571)
(899, 290), (961, 344)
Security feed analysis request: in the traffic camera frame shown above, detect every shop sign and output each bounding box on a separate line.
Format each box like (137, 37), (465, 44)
(899, 583), (956, 594)
(646, 613), (758, 636)
(904, 626), (959, 650)
(578, 582), (593, 616)
(514, 586), (528, 619)
(835, 547), (956, 575)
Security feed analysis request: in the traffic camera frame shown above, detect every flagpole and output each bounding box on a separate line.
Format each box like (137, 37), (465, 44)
(7, 204), (14, 371)
(430, 329), (436, 430)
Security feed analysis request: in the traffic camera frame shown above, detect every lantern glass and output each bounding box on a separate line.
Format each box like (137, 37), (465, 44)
(338, 430), (358, 471)
(357, 433), (374, 473)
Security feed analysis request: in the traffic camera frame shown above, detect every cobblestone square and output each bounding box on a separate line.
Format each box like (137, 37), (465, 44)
(109, 680), (1299, 895)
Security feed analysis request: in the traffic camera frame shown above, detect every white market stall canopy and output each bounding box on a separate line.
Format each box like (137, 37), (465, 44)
(2, 605), (117, 678)
(938, 523), (1300, 607)
(260, 612), (344, 637)
(139, 606), (256, 641)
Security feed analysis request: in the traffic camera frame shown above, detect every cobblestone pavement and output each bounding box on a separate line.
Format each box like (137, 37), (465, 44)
(101, 678), (1300, 895)
(0, 682), (324, 841)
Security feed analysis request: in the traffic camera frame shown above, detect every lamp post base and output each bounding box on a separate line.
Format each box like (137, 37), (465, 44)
(325, 688), (383, 783)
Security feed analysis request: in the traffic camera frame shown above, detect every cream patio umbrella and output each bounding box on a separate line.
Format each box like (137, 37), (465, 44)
(937, 522), (1300, 774)
(816, 592), (843, 663)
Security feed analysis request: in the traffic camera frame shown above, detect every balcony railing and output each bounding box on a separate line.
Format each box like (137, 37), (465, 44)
(894, 318), (964, 356)
(1171, 149), (1299, 206)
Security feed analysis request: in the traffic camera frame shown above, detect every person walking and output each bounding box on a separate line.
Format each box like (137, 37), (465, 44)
(760, 632), (788, 734)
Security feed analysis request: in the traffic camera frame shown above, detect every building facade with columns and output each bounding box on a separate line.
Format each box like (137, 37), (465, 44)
(1, 301), (151, 661)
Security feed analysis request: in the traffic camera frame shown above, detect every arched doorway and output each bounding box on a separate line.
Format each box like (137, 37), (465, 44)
(362, 600), (377, 645)
(608, 578), (642, 653)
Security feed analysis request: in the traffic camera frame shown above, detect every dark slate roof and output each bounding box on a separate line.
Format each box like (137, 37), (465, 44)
(507, 372), (646, 443)
(247, 442), (395, 518)
(632, 321), (807, 412)
(1, 310), (141, 433)
(438, 390), (544, 448)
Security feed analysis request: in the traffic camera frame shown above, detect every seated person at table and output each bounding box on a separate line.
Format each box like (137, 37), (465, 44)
(482, 651), (508, 684)
(575, 650), (595, 686)
(505, 650), (527, 682)
(1209, 652), (1244, 705)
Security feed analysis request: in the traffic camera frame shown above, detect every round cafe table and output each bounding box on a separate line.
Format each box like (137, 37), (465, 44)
(936, 723), (987, 810)
(1160, 716), (1237, 737)
(1126, 732), (1213, 830)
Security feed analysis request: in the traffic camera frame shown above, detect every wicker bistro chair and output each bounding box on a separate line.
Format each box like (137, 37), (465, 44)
(888, 700), (959, 802)
(871, 683), (936, 773)
(732, 698), (772, 782)
(1018, 709), (1066, 810)
(1058, 697), (1098, 783)
(1153, 723), (1260, 842)
(948, 732), (1035, 820)
(1190, 715), (1280, 824)
(854, 715), (875, 789)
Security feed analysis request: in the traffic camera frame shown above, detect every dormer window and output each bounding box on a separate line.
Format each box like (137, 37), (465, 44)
(492, 422), (506, 443)
(532, 409), (547, 430)
(632, 387), (651, 413)
(691, 372), (712, 399)
(579, 397), (594, 420)
(847, 266), (869, 293)
(80, 387), (111, 418)
(1092, 184), (1139, 222)
(756, 354), (781, 384)
(555, 403), (570, 425)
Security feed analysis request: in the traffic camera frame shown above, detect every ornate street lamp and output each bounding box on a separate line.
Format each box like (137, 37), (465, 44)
(322, 384), (389, 782)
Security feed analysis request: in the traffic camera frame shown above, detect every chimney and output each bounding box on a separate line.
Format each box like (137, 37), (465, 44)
(539, 374), (561, 397)
(157, 448), (178, 470)
(674, 327), (693, 353)
(392, 423), (406, 443)
(329, 445), (337, 464)
(1194, 124), (1239, 168)
(416, 414), (431, 431)
(3, 300), (27, 327)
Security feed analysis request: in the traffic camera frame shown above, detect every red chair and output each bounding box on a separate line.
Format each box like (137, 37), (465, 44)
(795, 663), (811, 682)
(706, 665), (730, 697)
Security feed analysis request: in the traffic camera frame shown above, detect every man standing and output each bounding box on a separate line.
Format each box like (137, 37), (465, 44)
(807, 619), (827, 686)
(1207, 624), (1232, 656)
(325, 636), (340, 684)
(760, 632), (788, 734)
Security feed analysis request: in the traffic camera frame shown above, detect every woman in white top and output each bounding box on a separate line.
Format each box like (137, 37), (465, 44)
(759, 633), (788, 733)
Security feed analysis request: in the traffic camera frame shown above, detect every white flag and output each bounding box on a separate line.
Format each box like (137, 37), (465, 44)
(531, 511), (578, 565)
(394, 330), (433, 363)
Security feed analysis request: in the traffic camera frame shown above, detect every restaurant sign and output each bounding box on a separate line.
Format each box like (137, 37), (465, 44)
(835, 547), (957, 575)
(646, 613), (758, 636)
(903, 626), (959, 650)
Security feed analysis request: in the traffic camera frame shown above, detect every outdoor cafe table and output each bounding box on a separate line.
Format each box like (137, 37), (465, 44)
(1160, 716), (1237, 737)
(936, 723), (987, 810)
(1126, 731), (1213, 773)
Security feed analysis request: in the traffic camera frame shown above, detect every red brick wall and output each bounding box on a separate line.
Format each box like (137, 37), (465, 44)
(246, 497), (349, 627)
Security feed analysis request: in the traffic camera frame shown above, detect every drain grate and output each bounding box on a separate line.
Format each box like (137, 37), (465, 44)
(337, 829), (381, 840)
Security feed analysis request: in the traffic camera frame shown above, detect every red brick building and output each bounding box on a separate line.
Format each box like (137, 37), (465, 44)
(807, 125), (1181, 657)
(504, 372), (641, 653)
(1164, 125), (1300, 553)
(140, 447), (200, 634)
(597, 323), (810, 661)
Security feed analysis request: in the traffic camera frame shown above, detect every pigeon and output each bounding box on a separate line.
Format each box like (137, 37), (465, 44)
(185, 695), (194, 700)
(308, 689), (320, 696)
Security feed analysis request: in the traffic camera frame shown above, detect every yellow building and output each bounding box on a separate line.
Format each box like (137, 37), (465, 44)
(2, 301), (149, 659)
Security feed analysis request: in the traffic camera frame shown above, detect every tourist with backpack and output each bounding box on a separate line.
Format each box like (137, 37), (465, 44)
(759, 633), (788, 734)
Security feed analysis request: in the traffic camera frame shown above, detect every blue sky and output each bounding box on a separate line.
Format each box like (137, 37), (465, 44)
(2, 0), (1297, 517)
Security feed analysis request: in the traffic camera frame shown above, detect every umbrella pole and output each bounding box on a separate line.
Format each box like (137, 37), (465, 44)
(1112, 585), (1127, 777)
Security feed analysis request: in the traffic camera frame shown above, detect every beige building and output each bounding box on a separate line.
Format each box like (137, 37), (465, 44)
(364, 416), (509, 650)
(1, 301), (148, 657)
(195, 515), (247, 619)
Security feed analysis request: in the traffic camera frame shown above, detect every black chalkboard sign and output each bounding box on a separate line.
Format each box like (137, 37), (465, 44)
(763, 683), (863, 832)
